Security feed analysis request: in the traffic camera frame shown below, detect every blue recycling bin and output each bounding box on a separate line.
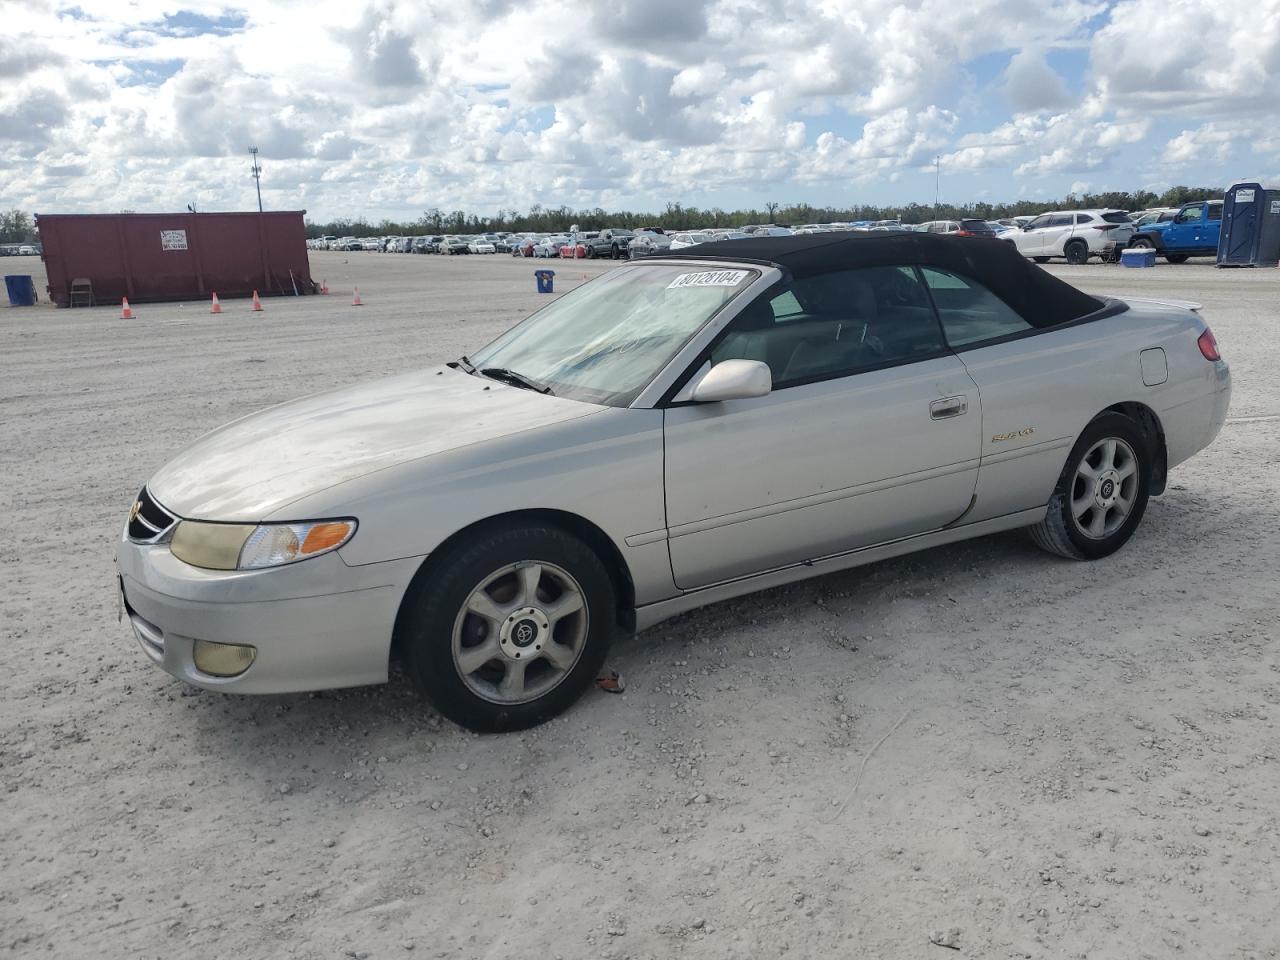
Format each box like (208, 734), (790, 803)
(5, 275), (36, 306)
(534, 269), (555, 294)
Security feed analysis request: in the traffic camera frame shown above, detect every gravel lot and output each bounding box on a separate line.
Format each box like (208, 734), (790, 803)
(2, 250), (1277, 959)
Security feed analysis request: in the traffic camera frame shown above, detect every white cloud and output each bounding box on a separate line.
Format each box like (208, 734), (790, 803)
(1002, 49), (1073, 113)
(1, 0), (1277, 219)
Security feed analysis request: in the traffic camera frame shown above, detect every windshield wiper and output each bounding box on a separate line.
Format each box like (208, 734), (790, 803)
(449, 355), (477, 374)
(480, 367), (554, 395)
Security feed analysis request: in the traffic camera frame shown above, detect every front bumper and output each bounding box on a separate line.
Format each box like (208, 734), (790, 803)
(116, 532), (424, 693)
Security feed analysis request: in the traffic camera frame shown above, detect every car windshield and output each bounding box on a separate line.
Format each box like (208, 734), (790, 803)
(467, 264), (759, 406)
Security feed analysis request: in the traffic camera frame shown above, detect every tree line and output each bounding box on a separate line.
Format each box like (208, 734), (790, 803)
(0, 186), (1225, 244)
(302, 186), (1225, 238)
(0, 210), (37, 244)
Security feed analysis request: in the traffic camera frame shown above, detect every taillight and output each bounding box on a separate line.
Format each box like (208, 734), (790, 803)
(1092, 224), (1121, 230)
(955, 230), (974, 237)
(1197, 327), (1221, 361)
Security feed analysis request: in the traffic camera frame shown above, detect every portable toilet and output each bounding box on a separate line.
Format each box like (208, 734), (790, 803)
(1217, 181), (1280, 267)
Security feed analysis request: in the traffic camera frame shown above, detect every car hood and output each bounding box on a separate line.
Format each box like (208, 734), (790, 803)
(147, 367), (602, 521)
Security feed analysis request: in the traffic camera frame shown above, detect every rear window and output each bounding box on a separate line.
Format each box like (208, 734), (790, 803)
(1101, 212), (1131, 224)
(959, 219), (989, 230)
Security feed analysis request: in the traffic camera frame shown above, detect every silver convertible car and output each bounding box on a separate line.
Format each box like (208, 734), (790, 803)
(117, 233), (1230, 731)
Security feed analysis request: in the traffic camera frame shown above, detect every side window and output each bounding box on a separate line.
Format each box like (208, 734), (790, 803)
(1075, 213), (1095, 224)
(1025, 215), (1049, 231)
(1048, 214), (1073, 228)
(920, 268), (1034, 349)
(710, 266), (946, 387)
(769, 290), (804, 321)
(1176, 204), (1203, 223)
(1207, 202), (1223, 221)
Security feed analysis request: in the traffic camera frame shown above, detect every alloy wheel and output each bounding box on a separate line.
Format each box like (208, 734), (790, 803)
(1070, 437), (1139, 539)
(451, 561), (589, 704)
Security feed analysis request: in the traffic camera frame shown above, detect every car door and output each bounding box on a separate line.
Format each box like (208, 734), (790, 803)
(662, 265), (982, 590)
(1039, 213), (1075, 256)
(1165, 203), (1203, 248)
(1202, 201), (1223, 249)
(919, 266), (1106, 522)
(1012, 215), (1049, 255)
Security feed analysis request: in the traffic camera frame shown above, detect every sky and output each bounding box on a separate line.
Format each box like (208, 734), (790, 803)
(2, 0), (1279, 222)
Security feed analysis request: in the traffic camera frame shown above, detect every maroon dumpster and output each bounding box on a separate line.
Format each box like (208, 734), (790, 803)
(36, 211), (314, 307)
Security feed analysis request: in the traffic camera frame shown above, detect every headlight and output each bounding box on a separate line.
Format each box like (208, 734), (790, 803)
(169, 519), (356, 570)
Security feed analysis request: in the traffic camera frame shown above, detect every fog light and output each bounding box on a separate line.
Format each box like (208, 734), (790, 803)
(193, 640), (257, 677)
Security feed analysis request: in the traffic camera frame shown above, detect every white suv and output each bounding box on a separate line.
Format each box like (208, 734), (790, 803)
(1009, 209), (1135, 264)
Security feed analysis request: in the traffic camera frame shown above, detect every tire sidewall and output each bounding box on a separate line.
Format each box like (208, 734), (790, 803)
(1053, 414), (1151, 559)
(401, 525), (616, 732)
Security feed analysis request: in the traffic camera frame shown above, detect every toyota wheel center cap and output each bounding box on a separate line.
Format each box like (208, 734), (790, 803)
(500, 606), (549, 659)
(1095, 470), (1120, 508)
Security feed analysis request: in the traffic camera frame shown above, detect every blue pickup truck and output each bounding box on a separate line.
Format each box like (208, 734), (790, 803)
(1128, 199), (1223, 262)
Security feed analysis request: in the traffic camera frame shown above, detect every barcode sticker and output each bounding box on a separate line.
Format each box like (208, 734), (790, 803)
(667, 270), (748, 289)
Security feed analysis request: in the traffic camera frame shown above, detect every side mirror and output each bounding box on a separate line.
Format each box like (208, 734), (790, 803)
(690, 360), (772, 403)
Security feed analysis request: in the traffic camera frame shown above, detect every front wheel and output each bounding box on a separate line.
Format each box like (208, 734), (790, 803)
(1129, 237), (1154, 250)
(399, 524), (616, 732)
(1029, 413), (1150, 560)
(1032, 256), (1051, 264)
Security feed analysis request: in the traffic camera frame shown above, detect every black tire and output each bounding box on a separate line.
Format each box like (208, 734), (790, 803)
(1164, 253), (1189, 264)
(1032, 256), (1051, 264)
(1129, 237), (1154, 250)
(1028, 413), (1151, 560)
(399, 523), (616, 732)
(611, 245), (621, 260)
(1064, 240), (1089, 265)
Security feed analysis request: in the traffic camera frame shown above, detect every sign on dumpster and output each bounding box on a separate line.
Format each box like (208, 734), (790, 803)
(160, 229), (188, 251)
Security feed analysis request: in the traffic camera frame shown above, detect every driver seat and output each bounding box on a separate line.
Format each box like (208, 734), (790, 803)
(781, 282), (878, 382)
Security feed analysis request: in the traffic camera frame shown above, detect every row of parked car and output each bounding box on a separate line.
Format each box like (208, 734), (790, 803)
(781, 205), (1226, 265)
(0, 243), (39, 256)
(986, 202), (1226, 264)
(306, 201), (1225, 266)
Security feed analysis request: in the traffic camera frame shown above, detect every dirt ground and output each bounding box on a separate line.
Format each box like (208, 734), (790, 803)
(2, 250), (1277, 960)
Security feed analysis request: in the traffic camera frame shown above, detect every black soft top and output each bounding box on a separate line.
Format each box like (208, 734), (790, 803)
(662, 231), (1104, 328)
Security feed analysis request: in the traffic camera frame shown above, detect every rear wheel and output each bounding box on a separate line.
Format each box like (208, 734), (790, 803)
(1032, 256), (1051, 264)
(400, 523), (616, 732)
(1164, 253), (1189, 264)
(1029, 413), (1150, 560)
(1064, 240), (1089, 265)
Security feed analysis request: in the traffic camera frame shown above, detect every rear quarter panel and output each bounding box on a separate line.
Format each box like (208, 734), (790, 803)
(960, 301), (1219, 522)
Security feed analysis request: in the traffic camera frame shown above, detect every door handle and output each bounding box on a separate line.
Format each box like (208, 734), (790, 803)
(930, 395), (968, 419)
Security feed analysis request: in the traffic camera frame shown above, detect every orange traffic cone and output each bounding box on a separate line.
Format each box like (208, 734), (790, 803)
(251, 290), (263, 312)
(210, 292), (222, 314)
(352, 287), (363, 306)
(120, 297), (134, 319)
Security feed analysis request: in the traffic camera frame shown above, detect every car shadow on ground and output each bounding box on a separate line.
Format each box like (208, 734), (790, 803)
(173, 527), (1049, 750)
(174, 486), (1232, 766)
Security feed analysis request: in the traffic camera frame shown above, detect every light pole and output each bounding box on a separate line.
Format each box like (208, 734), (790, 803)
(248, 146), (263, 213)
(934, 155), (941, 221)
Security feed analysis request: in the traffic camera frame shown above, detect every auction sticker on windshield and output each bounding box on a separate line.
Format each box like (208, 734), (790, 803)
(667, 270), (749, 289)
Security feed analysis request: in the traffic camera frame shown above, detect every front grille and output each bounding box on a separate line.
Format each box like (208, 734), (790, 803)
(127, 487), (178, 543)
